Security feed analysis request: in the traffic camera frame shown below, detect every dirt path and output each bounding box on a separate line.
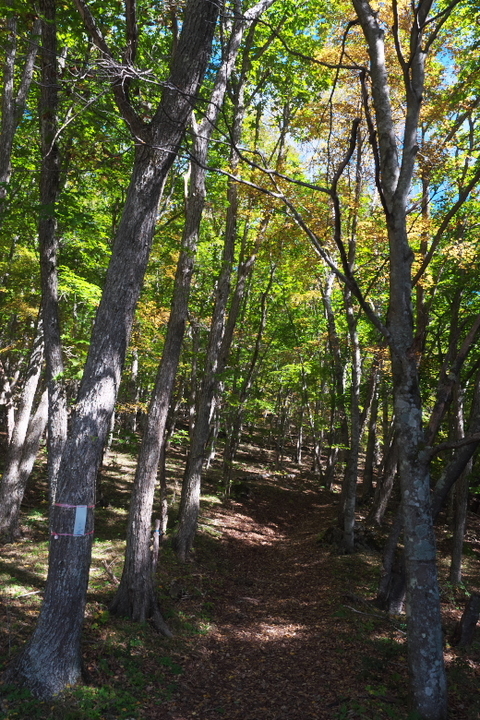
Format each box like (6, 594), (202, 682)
(159, 477), (392, 720)
(4, 449), (479, 719)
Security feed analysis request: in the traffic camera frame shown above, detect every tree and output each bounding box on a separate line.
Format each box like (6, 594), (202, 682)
(221, 0), (475, 714)
(110, 0), (277, 623)
(38, 0), (68, 509)
(0, 319), (46, 538)
(6, 0), (220, 698)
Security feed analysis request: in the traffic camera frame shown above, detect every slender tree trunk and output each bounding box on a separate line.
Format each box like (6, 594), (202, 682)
(38, 0), (68, 509)
(109, 131), (208, 624)
(6, 0), (220, 698)
(362, 384), (379, 501)
(351, 1), (448, 715)
(449, 386), (471, 585)
(0, 322), (44, 539)
(322, 272), (349, 478)
(174, 69), (249, 562)
(110, 0), (273, 616)
(369, 435), (398, 525)
(0, 359), (18, 446)
(339, 288), (361, 551)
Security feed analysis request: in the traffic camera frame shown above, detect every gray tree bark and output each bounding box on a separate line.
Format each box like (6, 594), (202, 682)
(110, 0), (275, 622)
(449, 386), (471, 585)
(351, 0), (448, 716)
(322, 273), (349, 487)
(6, 0), (220, 698)
(0, 321), (45, 539)
(362, 380), (379, 502)
(38, 0), (68, 509)
(369, 435), (398, 526)
(173, 49), (252, 562)
(340, 287), (361, 551)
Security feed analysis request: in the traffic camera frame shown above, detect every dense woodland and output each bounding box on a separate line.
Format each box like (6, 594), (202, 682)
(1, 0), (480, 718)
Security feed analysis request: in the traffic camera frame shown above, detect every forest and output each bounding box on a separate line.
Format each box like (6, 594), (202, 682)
(1, 0), (480, 718)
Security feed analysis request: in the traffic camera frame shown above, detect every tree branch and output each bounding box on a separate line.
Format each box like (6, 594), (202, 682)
(72, 0), (146, 138)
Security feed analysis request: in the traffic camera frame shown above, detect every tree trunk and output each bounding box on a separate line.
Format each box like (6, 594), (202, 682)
(339, 284), (362, 551)
(351, 1), (448, 715)
(369, 435), (398, 525)
(0, 322), (44, 539)
(449, 386), (471, 585)
(362, 384), (379, 501)
(0, 15), (41, 207)
(451, 594), (480, 647)
(376, 505), (405, 613)
(174, 67), (249, 562)
(450, 459), (470, 585)
(0, 389), (48, 540)
(110, 0), (273, 617)
(6, 0), (220, 698)
(322, 272), (349, 479)
(38, 0), (68, 509)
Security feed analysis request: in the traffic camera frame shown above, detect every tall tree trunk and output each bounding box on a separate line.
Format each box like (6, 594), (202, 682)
(449, 386), (471, 585)
(351, 1), (448, 715)
(369, 434), (398, 525)
(38, 0), (68, 509)
(0, 15), (41, 207)
(377, 365), (480, 619)
(362, 383), (379, 501)
(339, 288), (361, 551)
(6, 0), (220, 698)
(322, 272), (348, 486)
(174, 65), (249, 562)
(110, 0), (273, 619)
(109, 126), (210, 626)
(0, 358), (19, 447)
(0, 321), (44, 539)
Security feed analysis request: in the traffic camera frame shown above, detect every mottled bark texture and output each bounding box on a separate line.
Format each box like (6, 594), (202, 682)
(351, 0), (448, 717)
(174, 69), (247, 562)
(0, 15), (41, 205)
(110, 0), (275, 622)
(38, 0), (68, 508)
(6, 0), (220, 699)
(0, 323), (44, 539)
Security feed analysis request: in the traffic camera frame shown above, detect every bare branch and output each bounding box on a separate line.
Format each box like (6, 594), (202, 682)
(430, 432), (480, 457)
(72, 0), (146, 137)
(258, 17), (365, 72)
(413, 163), (480, 285)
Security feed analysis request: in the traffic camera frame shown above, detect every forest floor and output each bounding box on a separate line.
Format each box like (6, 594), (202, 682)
(1, 438), (480, 720)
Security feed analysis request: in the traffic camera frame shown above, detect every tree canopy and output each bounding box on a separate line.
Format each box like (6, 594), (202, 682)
(1, 0), (480, 718)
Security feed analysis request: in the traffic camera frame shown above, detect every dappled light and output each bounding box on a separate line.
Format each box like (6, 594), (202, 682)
(2, 443), (480, 719)
(1, 0), (480, 716)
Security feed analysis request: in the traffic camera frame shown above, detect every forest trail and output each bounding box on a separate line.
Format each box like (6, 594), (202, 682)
(157, 462), (405, 720)
(3, 446), (479, 720)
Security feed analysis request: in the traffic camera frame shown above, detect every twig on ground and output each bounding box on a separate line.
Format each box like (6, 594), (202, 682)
(102, 559), (120, 585)
(343, 604), (385, 619)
